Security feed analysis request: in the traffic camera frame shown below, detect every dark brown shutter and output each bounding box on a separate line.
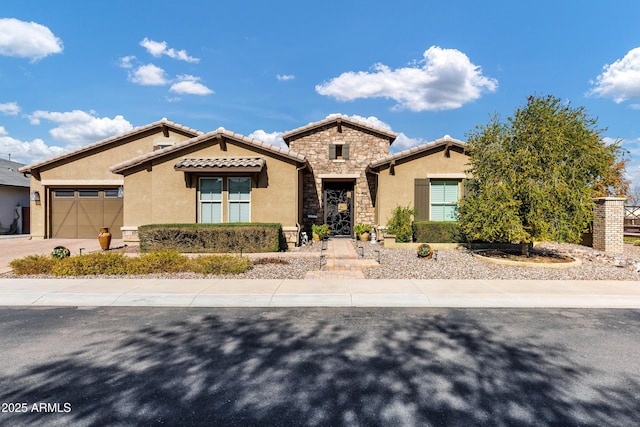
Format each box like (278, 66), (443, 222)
(414, 178), (430, 221)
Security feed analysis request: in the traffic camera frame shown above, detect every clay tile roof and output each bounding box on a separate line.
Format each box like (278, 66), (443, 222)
(368, 135), (466, 169)
(281, 114), (397, 143)
(174, 157), (266, 172)
(110, 128), (306, 174)
(18, 118), (203, 174)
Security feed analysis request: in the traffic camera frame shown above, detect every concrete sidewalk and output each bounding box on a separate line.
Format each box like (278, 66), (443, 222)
(1, 278), (640, 308)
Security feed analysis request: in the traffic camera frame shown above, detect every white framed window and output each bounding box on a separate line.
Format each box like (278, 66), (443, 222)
(200, 178), (223, 223)
(430, 181), (459, 221)
(228, 177), (251, 222)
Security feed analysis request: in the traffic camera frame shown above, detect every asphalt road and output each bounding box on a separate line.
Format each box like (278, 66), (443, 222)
(1, 307), (639, 426)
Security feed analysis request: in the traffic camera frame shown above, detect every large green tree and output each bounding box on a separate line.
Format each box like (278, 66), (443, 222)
(458, 95), (628, 253)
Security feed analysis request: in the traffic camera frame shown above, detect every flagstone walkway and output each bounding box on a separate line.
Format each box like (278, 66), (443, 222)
(304, 238), (379, 280)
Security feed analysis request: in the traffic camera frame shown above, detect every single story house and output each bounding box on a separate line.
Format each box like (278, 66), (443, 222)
(20, 115), (469, 246)
(0, 158), (30, 234)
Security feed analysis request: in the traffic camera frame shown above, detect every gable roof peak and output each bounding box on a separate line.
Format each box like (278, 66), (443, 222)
(282, 114), (397, 143)
(19, 118), (203, 174)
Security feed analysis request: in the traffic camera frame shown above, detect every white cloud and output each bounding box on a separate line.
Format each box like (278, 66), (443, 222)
(119, 55), (136, 69)
(0, 102), (20, 115)
(392, 133), (425, 152)
(169, 75), (213, 95)
(276, 74), (295, 81)
(140, 38), (199, 63)
(590, 47), (640, 103)
(248, 129), (287, 149)
(316, 46), (497, 112)
(0, 18), (63, 62)
(129, 64), (169, 86)
(0, 129), (65, 164)
(28, 110), (133, 146)
(326, 113), (393, 131)
(0, 126), (7, 136)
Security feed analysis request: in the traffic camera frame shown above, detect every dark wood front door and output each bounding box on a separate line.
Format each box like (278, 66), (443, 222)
(323, 182), (353, 237)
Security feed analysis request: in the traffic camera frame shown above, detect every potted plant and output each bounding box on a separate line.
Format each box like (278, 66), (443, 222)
(312, 224), (330, 241)
(417, 243), (433, 259)
(354, 223), (372, 241)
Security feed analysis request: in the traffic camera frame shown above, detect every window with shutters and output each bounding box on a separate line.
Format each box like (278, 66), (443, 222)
(329, 144), (349, 161)
(430, 181), (459, 221)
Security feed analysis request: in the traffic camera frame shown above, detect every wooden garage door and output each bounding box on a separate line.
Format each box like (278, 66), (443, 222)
(51, 189), (123, 238)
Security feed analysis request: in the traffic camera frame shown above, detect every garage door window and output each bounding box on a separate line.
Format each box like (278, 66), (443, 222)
(104, 189), (119, 198)
(78, 190), (99, 198)
(54, 190), (75, 198)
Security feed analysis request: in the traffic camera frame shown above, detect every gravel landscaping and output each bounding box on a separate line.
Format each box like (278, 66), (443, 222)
(354, 240), (640, 281)
(3, 239), (640, 280)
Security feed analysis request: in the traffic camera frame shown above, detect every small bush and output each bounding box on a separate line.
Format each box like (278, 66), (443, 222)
(413, 221), (462, 243)
(52, 252), (129, 276)
(9, 255), (56, 275)
(128, 250), (191, 274)
(191, 255), (252, 275)
(386, 205), (417, 243)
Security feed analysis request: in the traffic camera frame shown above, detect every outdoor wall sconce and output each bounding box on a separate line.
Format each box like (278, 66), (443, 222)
(30, 190), (41, 205)
(117, 186), (124, 198)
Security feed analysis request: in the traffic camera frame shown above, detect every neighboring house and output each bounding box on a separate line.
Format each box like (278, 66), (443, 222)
(0, 158), (30, 234)
(20, 115), (469, 246)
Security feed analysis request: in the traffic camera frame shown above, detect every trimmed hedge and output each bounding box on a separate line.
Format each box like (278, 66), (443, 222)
(413, 221), (462, 243)
(138, 223), (286, 253)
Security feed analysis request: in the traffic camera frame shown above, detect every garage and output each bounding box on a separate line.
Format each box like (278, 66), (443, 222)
(51, 188), (123, 238)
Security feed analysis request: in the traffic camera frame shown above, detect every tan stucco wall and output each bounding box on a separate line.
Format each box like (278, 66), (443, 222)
(121, 137), (301, 232)
(376, 146), (469, 226)
(29, 128), (194, 238)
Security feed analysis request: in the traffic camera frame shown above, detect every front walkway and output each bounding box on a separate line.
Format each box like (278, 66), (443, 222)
(304, 238), (378, 280)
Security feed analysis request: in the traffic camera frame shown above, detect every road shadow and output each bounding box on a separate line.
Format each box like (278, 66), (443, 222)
(1, 308), (639, 426)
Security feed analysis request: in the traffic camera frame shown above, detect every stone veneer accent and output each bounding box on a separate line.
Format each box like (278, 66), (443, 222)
(592, 197), (625, 254)
(287, 123), (392, 231)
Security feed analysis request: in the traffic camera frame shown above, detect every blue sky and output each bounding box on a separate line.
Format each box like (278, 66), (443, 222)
(2, 1), (640, 183)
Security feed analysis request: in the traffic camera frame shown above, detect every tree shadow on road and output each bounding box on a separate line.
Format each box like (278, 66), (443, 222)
(1, 308), (639, 426)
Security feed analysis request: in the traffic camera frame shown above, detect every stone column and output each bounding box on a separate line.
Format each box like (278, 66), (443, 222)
(592, 197), (625, 254)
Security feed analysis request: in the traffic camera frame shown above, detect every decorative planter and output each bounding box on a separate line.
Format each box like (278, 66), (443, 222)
(358, 232), (370, 242)
(98, 227), (112, 250)
(417, 243), (433, 259)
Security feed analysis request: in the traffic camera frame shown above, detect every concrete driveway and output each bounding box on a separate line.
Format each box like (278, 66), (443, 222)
(0, 235), (125, 274)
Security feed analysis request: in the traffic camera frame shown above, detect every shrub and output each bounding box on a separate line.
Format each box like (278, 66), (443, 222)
(51, 246), (71, 259)
(52, 252), (129, 276)
(138, 223), (286, 253)
(128, 250), (191, 274)
(191, 255), (252, 275)
(9, 255), (56, 275)
(311, 224), (330, 239)
(413, 221), (462, 243)
(386, 205), (417, 243)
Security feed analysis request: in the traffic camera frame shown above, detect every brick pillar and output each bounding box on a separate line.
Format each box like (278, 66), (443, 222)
(592, 197), (625, 254)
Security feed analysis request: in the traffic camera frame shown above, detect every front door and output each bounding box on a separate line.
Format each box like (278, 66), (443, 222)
(323, 182), (353, 237)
